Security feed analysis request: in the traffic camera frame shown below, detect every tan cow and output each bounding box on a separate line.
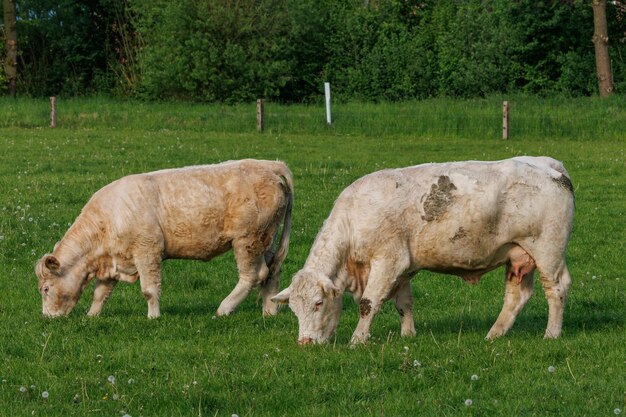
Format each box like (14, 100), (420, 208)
(36, 159), (293, 318)
(273, 157), (574, 345)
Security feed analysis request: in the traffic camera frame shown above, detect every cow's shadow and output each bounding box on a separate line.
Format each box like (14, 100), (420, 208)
(420, 312), (624, 338)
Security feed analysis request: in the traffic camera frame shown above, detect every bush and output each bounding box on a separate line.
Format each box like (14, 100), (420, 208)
(0, 30), (6, 94)
(5, 0), (625, 100)
(132, 0), (293, 102)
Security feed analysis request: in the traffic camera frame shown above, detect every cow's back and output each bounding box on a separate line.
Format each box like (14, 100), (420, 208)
(88, 160), (291, 261)
(331, 158), (573, 270)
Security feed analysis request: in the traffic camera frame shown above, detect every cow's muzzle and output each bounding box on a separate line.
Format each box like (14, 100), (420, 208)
(298, 337), (314, 346)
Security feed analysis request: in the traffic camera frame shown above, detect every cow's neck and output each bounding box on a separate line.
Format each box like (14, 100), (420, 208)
(302, 217), (349, 284)
(53, 214), (101, 274)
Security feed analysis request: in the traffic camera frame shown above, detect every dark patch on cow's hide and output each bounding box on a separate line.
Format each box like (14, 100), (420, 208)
(449, 226), (467, 242)
(360, 298), (372, 317)
(396, 307), (405, 317)
(552, 174), (574, 193)
(422, 175), (457, 222)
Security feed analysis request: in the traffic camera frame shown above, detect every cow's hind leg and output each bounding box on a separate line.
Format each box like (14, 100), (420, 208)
(393, 278), (415, 337)
(217, 239), (269, 316)
(539, 262), (571, 338)
(87, 279), (118, 316)
(259, 250), (280, 316)
(486, 268), (534, 340)
(135, 258), (162, 319)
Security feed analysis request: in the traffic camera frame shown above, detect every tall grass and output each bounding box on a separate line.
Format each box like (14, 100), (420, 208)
(1, 95), (625, 140)
(0, 97), (624, 416)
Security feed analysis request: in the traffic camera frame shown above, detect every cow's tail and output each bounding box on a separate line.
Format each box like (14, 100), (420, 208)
(265, 163), (293, 283)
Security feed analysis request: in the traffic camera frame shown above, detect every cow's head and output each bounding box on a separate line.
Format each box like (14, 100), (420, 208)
(35, 254), (87, 317)
(272, 270), (343, 345)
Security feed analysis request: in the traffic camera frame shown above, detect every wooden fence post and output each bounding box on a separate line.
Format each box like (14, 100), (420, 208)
(256, 98), (264, 132)
(502, 101), (509, 140)
(50, 97), (57, 128)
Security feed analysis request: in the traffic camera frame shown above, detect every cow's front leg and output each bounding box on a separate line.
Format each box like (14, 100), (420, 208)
(351, 258), (404, 345)
(393, 279), (415, 337)
(136, 260), (162, 319)
(486, 267), (534, 339)
(87, 279), (118, 316)
(217, 242), (269, 316)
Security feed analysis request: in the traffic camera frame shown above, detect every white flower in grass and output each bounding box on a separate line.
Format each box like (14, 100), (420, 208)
(107, 375), (116, 384)
(232, 414), (239, 417)
(403, 346), (409, 352)
(19, 386), (27, 393)
(413, 360), (421, 367)
(127, 378), (135, 384)
(471, 374), (479, 381)
(112, 394), (119, 401)
(464, 399), (473, 406)
(41, 391), (49, 399)
(548, 366), (556, 373)
(122, 414), (131, 417)
(614, 409), (621, 415)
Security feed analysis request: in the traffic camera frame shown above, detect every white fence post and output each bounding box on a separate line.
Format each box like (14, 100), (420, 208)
(324, 82), (332, 126)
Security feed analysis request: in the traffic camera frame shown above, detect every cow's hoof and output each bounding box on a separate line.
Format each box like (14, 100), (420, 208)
(216, 308), (231, 317)
(262, 306), (278, 317)
(350, 333), (370, 346)
(401, 327), (416, 337)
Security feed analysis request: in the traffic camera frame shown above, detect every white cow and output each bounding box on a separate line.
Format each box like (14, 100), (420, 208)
(273, 157), (574, 344)
(36, 159), (293, 318)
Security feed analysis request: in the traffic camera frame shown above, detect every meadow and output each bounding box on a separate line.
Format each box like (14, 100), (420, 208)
(0, 96), (624, 416)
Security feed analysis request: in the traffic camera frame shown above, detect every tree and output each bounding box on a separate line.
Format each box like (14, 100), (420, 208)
(592, 0), (614, 96)
(3, 0), (17, 97)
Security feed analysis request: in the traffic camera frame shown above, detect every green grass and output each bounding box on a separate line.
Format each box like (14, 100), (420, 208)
(0, 96), (624, 416)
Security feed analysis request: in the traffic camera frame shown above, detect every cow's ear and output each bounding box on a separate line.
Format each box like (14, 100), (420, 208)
(319, 277), (340, 299)
(271, 287), (291, 304)
(44, 255), (62, 275)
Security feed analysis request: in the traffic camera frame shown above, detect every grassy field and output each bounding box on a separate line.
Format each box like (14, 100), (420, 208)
(0, 96), (624, 416)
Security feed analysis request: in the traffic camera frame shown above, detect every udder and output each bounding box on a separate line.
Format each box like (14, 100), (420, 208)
(505, 245), (536, 284)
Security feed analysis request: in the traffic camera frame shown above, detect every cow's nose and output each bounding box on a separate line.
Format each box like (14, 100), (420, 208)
(298, 337), (314, 346)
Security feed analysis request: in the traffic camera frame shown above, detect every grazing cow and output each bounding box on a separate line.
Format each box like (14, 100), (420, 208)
(36, 159), (293, 318)
(273, 157), (574, 345)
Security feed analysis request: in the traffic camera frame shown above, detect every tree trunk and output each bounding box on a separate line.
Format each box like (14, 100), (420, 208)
(592, 0), (614, 96)
(3, 0), (17, 97)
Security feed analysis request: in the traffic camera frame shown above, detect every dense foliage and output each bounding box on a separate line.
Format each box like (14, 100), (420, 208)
(1, 0), (626, 101)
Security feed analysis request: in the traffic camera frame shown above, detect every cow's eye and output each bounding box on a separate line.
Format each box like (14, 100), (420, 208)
(314, 300), (323, 311)
(43, 286), (50, 295)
